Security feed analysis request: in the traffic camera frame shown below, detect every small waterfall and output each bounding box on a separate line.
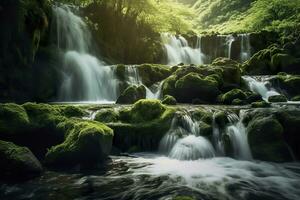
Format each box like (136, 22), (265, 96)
(242, 76), (280, 101)
(53, 5), (118, 102)
(240, 34), (251, 62)
(226, 111), (252, 160)
(161, 33), (205, 65)
(124, 65), (162, 99)
(159, 111), (215, 160)
(226, 35), (235, 59)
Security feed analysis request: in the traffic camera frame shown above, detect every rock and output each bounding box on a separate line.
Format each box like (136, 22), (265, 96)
(45, 119), (113, 168)
(137, 64), (171, 87)
(62, 106), (87, 118)
(109, 100), (175, 152)
(95, 108), (119, 123)
(162, 95), (177, 105)
(116, 85), (146, 104)
(251, 101), (271, 108)
(246, 93), (263, 104)
(221, 89), (246, 104)
(268, 95), (288, 102)
(214, 111), (229, 128)
(162, 75), (177, 97)
(291, 95), (300, 101)
(115, 64), (126, 81)
(0, 103), (30, 134)
(247, 117), (292, 162)
(0, 140), (43, 180)
(175, 72), (220, 103)
(199, 121), (212, 137)
(271, 53), (299, 73)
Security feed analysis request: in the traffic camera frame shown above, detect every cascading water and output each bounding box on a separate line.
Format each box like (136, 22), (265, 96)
(124, 65), (162, 99)
(159, 111), (215, 160)
(240, 34), (251, 62)
(226, 110), (252, 160)
(226, 35), (235, 59)
(161, 33), (205, 65)
(242, 76), (280, 101)
(52, 5), (118, 102)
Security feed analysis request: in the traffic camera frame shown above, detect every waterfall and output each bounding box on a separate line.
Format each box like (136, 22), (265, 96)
(159, 111), (215, 160)
(124, 65), (162, 99)
(242, 76), (280, 101)
(226, 111), (252, 160)
(161, 33), (205, 65)
(240, 34), (251, 62)
(226, 35), (235, 59)
(52, 5), (118, 102)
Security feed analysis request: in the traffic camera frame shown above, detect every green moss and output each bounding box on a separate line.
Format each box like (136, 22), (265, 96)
(247, 117), (292, 162)
(175, 72), (220, 103)
(45, 119), (113, 168)
(214, 111), (229, 128)
(115, 64), (126, 81)
(0, 103), (30, 134)
(162, 95), (177, 105)
(116, 85), (146, 104)
(173, 196), (195, 200)
(221, 89), (246, 104)
(0, 140), (42, 180)
(95, 108), (119, 123)
(251, 101), (271, 108)
(162, 75), (177, 97)
(61, 106), (87, 118)
(291, 95), (300, 101)
(130, 99), (166, 123)
(137, 64), (171, 87)
(268, 95), (287, 102)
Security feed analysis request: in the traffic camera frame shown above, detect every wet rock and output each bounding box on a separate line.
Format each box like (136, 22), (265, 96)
(0, 140), (43, 180)
(162, 95), (177, 105)
(116, 85), (146, 104)
(268, 95), (287, 102)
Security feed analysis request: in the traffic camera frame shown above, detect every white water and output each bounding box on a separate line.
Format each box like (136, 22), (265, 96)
(226, 111), (252, 160)
(161, 33), (205, 65)
(53, 5), (118, 102)
(226, 35), (235, 59)
(243, 76), (280, 101)
(124, 65), (162, 99)
(160, 109), (253, 161)
(240, 34), (251, 62)
(159, 111), (215, 160)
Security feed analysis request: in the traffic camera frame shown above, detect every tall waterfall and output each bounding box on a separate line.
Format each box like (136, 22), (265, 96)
(242, 76), (280, 101)
(52, 5), (118, 102)
(159, 109), (252, 161)
(161, 33), (205, 65)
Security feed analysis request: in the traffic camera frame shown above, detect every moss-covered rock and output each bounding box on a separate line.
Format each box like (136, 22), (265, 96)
(172, 196), (195, 200)
(247, 117), (292, 162)
(162, 75), (177, 97)
(116, 85), (146, 104)
(268, 94), (288, 102)
(95, 108), (119, 123)
(221, 89), (246, 104)
(251, 101), (271, 108)
(45, 119), (113, 168)
(115, 64), (126, 81)
(271, 53), (299, 72)
(137, 64), (171, 87)
(199, 121), (212, 137)
(175, 72), (220, 103)
(291, 95), (300, 101)
(0, 103), (30, 134)
(61, 106), (87, 118)
(0, 140), (42, 180)
(108, 100), (175, 152)
(162, 95), (177, 105)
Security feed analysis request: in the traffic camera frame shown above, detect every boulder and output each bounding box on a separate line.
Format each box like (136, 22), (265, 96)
(162, 95), (177, 105)
(45, 119), (113, 168)
(247, 117), (292, 162)
(116, 85), (146, 104)
(95, 108), (119, 123)
(268, 95), (287, 102)
(0, 140), (43, 180)
(221, 89), (246, 104)
(175, 72), (220, 103)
